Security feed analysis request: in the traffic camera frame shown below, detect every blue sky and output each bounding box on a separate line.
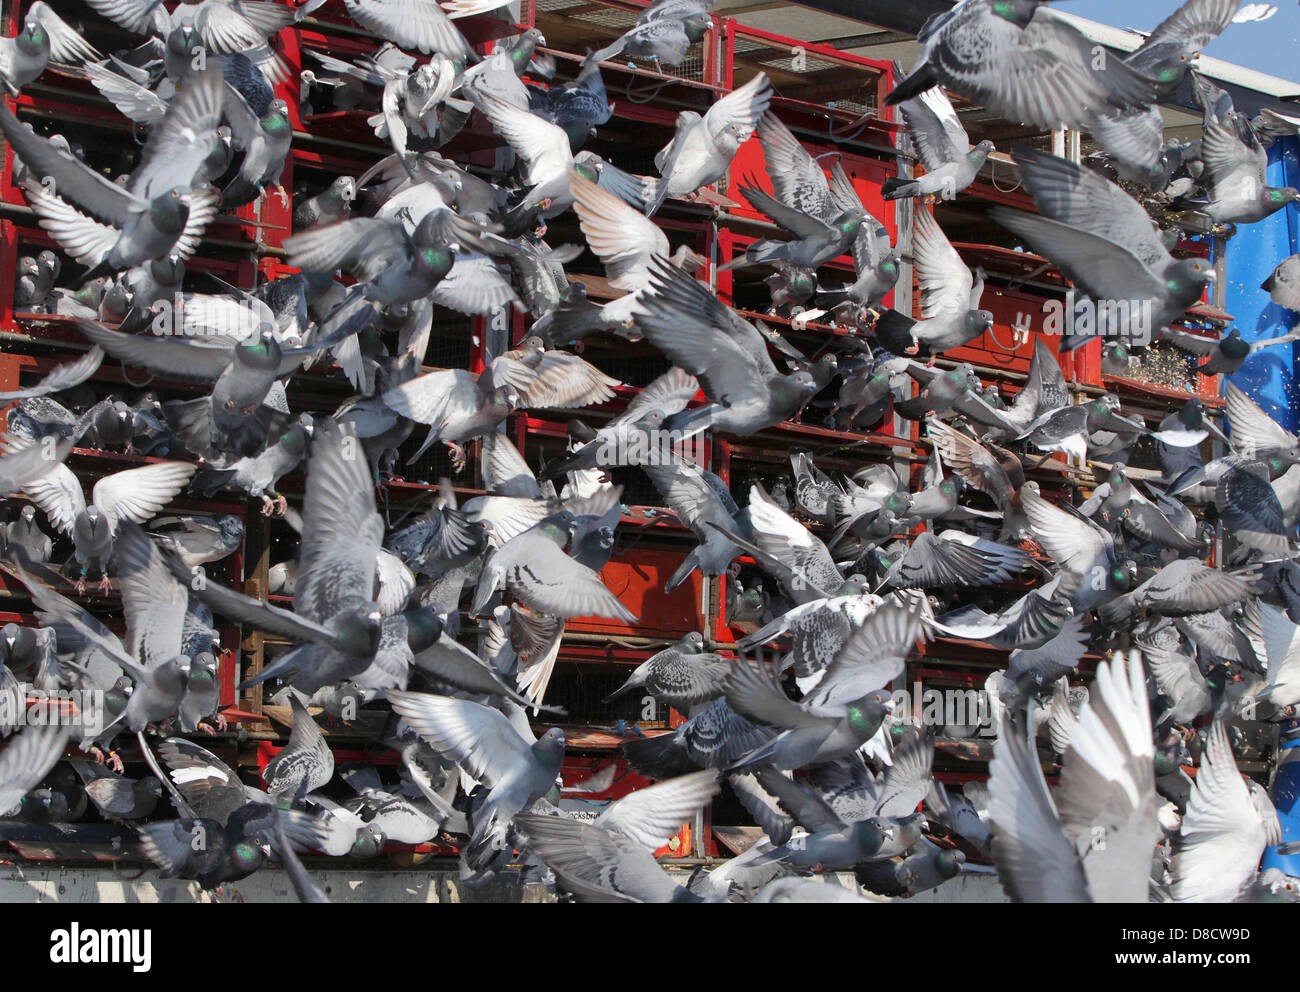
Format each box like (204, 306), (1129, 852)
(1077, 0), (1300, 82)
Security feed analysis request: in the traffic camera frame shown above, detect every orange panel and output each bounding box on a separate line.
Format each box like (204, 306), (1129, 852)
(565, 551), (705, 638)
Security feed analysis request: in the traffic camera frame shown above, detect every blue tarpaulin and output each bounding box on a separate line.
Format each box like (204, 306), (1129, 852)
(1225, 135), (1300, 431)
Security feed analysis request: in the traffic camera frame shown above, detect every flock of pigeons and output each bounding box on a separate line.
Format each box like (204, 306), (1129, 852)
(0, 0), (1297, 903)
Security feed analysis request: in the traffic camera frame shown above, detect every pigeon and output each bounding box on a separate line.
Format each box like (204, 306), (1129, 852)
(871, 207), (992, 358)
(1263, 255), (1300, 313)
(723, 655), (894, 771)
(990, 147), (1215, 351)
(0, 63), (226, 281)
(70, 761), (163, 822)
(723, 179), (867, 273)
(1158, 325), (1300, 376)
(148, 515), (244, 569)
(385, 691), (566, 870)
(0, 3), (100, 95)
(21, 457), (195, 593)
(1169, 721), (1282, 901)
(583, 0), (717, 70)
(0, 725), (72, 816)
(2, 504), (53, 564)
(1176, 81), (1300, 226)
(887, 0), (1159, 132)
(263, 696), (334, 799)
(882, 87), (994, 201)
(607, 632), (731, 711)
(988, 650), (1158, 902)
(1087, 0), (1240, 186)
(631, 258), (819, 437)
(472, 510), (638, 622)
(646, 72), (770, 215)
(191, 416), (313, 515)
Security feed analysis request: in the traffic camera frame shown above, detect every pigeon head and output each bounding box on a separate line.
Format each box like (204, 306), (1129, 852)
(678, 631), (705, 654)
(261, 100), (292, 135)
(682, 12), (711, 41)
(533, 727), (567, 769)
(1112, 559), (1137, 591)
(989, 0), (1042, 27)
(1176, 398), (1205, 428)
(18, 19), (47, 54)
(401, 605), (445, 654)
(1166, 257), (1214, 297)
(149, 189), (191, 236)
(851, 819), (885, 856)
(539, 509), (577, 544)
(935, 848), (965, 879)
(20, 504), (36, 523)
(336, 606), (383, 658)
(16, 256), (38, 278)
(837, 574), (869, 596)
(846, 690), (893, 737)
(966, 310), (994, 335)
(1268, 447), (1300, 471)
(278, 423), (310, 460)
(167, 24), (200, 59)
(333, 176), (358, 203)
(1220, 329), (1250, 361)
(351, 823), (385, 859)
(218, 515), (244, 545)
(1266, 188), (1300, 209)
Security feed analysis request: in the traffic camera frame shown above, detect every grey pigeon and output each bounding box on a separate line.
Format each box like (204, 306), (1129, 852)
(989, 147), (1215, 352)
(22, 457), (195, 593)
(633, 259), (818, 437)
(988, 650), (1158, 902)
(191, 416), (313, 514)
(583, 0), (717, 70)
(724, 656), (894, 770)
(385, 691), (566, 870)
(0, 4), (99, 94)
(1263, 254), (1300, 313)
(264, 695), (334, 799)
(647, 72), (770, 215)
(607, 632), (731, 711)
(472, 510), (637, 622)
(871, 208), (992, 357)
(883, 86), (994, 201)
(0, 63), (225, 280)
(2, 505), (52, 564)
(887, 0), (1159, 132)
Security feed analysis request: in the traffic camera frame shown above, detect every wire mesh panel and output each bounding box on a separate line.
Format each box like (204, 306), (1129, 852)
(730, 30), (883, 120)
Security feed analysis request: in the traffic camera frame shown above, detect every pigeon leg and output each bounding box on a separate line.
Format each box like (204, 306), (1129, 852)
(904, 341), (920, 356)
(98, 574), (112, 596)
(88, 745), (106, 766)
(215, 711), (228, 731)
(274, 186), (290, 211)
(446, 441), (466, 473)
(107, 750), (124, 774)
(260, 494), (277, 516)
(199, 721), (218, 736)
